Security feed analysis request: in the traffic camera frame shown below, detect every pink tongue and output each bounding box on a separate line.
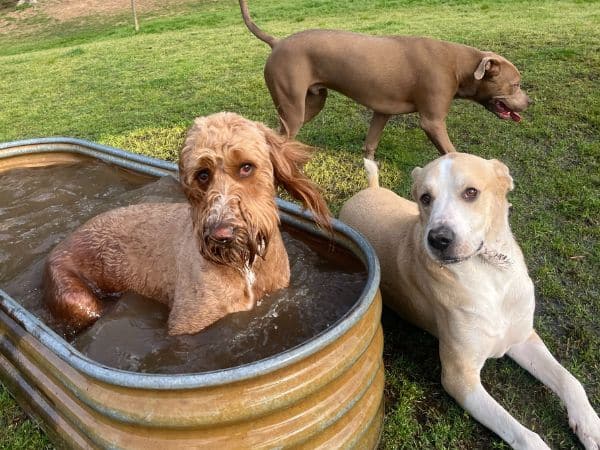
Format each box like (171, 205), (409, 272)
(510, 111), (522, 122)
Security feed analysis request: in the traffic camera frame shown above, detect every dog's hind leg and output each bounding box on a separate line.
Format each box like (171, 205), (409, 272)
(43, 261), (104, 331)
(275, 97), (305, 139)
(264, 71), (307, 138)
(440, 345), (550, 449)
(304, 87), (328, 123)
(363, 112), (391, 159)
(508, 332), (600, 449)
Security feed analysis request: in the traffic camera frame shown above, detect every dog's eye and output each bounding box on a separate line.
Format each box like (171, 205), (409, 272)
(420, 193), (432, 206)
(239, 163), (254, 178)
(463, 187), (479, 200)
(196, 169), (211, 184)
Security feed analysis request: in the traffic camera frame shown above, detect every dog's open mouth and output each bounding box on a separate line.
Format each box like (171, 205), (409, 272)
(492, 100), (522, 122)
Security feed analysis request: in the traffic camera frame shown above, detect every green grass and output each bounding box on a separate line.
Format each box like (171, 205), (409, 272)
(1, 0), (599, 448)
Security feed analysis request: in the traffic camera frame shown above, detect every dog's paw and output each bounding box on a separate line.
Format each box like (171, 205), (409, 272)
(569, 407), (600, 450)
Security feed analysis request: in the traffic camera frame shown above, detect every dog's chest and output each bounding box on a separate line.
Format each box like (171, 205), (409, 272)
(449, 264), (535, 357)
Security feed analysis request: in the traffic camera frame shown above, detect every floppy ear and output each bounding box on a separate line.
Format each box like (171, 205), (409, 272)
(491, 159), (514, 193)
(178, 118), (206, 203)
(474, 56), (501, 80)
(410, 166), (423, 202)
(258, 123), (331, 228)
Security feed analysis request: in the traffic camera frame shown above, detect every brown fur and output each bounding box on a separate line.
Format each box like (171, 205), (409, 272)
(239, 0), (531, 158)
(44, 112), (331, 335)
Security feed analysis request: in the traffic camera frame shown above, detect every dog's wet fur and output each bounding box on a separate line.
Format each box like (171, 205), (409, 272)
(44, 112), (330, 335)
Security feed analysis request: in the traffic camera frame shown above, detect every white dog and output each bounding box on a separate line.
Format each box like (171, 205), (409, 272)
(339, 153), (599, 449)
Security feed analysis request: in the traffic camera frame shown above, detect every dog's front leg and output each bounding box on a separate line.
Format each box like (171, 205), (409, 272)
(167, 284), (224, 335)
(419, 115), (456, 154)
(363, 112), (391, 159)
(168, 269), (251, 336)
(440, 344), (550, 449)
(508, 331), (600, 449)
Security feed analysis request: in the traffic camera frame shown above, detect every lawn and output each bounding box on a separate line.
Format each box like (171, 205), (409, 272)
(0, 0), (598, 448)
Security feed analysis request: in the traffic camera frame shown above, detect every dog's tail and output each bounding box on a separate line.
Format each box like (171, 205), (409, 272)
(363, 158), (380, 189)
(239, 0), (278, 48)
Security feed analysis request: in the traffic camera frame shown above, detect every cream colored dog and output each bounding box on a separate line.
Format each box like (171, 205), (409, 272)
(339, 153), (600, 449)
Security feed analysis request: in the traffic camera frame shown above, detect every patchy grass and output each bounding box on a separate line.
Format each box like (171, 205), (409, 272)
(0, 0), (598, 448)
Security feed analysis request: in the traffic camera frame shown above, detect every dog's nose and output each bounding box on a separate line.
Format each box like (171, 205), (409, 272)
(428, 226), (455, 251)
(209, 224), (234, 243)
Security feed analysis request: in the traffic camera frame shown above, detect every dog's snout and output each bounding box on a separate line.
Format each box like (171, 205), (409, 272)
(428, 226), (455, 251)
(209, 224), (234, 243)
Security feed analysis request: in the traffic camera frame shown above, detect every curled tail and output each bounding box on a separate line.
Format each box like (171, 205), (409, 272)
(363, 158), (380, 189)
(239, 0), (278, 48)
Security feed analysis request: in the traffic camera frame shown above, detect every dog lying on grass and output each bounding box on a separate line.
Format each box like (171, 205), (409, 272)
(239, 0), (531, 158)
(44, 112), (330, 335)
(339, 153), (599, 449)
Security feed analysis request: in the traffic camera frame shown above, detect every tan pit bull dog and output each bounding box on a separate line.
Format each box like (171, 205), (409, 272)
(339, 154), (600, 449)
(240, 0), (531, 158)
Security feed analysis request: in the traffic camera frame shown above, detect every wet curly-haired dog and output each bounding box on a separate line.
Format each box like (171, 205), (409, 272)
(44, 112), (331, 335)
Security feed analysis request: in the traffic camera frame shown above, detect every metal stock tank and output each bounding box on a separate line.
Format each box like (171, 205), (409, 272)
(0, 138), (383, 449)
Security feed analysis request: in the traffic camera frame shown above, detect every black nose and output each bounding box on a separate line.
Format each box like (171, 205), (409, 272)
(428, 226), (455, 251)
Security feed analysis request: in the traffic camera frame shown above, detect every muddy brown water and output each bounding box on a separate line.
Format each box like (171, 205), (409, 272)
(0, 160), (367, 374)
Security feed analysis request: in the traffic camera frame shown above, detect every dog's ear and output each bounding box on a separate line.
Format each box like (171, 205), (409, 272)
(410, 166), (423, 201)
(178, 118), (207, 202)
(474, 56), (501, 80)
(258, 123), (332, 228)
(491, 159), (514, 193)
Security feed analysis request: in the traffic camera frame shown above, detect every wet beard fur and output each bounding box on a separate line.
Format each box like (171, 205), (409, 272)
(199, 227), (268, 269)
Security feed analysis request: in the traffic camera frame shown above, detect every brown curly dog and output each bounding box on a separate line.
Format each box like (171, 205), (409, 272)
(44, 112), (331, 335)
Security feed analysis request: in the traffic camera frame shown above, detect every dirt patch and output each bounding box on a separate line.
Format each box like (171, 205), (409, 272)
(42, 0), (184, 22)
(0, 5), (37, 34)
(0, 0), (187, 35)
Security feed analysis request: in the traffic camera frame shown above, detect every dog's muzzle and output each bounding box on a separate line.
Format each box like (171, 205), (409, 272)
(207, 224), (235, 245)
(427, 225), (483, 264)
(427, 226), (455, 252)
(487, 94), (531, 123)
(199, 220), (267, 269)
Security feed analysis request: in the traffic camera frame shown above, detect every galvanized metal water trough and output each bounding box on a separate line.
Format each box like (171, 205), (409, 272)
(0, 138), (384, 449)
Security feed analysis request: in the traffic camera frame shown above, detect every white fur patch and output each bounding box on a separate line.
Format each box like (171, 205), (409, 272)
(244, 264), (256, 286)
(425, 157), (486, 260)
(363, 158), (379, 188)
(244, 263), (256, 306)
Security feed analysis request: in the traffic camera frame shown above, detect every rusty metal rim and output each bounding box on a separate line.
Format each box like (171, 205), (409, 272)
(0, 137), (380, 390)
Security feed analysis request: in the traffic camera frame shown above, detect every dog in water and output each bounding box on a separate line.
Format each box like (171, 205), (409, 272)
(44, 112), (330, 335)
(339, 154), (599, 449)
(239, 0), (530, 158)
